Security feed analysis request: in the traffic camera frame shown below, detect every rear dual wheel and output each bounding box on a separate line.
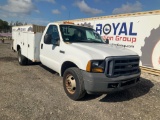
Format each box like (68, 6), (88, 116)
(63, 67), (86, 101)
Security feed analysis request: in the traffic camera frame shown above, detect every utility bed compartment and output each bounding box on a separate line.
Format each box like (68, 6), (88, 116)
(12, 24), (45, 62)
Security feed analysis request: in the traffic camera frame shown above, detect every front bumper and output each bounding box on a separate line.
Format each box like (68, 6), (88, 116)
(82, 71), (141, 94)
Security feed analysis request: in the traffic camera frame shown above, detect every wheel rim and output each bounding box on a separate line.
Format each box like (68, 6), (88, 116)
(65, 74), (76, 94)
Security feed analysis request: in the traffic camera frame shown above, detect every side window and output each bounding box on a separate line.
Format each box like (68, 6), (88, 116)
(45, 25), (60, 44)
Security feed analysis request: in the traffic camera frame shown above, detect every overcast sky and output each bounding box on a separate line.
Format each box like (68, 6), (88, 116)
(0, 0), (160, 25)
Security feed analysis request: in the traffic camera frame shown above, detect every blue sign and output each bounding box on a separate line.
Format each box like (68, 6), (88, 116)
(96, 22), (137, 36)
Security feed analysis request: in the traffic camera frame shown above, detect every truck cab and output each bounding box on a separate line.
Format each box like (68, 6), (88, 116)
(40, 22), (141, 100)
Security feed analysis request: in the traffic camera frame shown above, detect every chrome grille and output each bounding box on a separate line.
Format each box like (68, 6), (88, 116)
(105, 56), (140, 77)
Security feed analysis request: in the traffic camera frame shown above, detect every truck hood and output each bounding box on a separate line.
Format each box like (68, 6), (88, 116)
(70, 43), (137, 59)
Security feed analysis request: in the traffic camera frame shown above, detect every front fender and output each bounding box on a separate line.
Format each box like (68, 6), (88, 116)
(59, 55), (89, 76)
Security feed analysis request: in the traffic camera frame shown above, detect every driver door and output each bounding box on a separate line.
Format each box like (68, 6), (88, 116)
(40, 25), (62, 73)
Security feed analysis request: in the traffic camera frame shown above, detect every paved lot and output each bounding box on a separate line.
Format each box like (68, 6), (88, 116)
(0, 41), (160, 120)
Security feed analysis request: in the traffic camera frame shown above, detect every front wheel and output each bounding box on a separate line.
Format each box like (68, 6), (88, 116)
(63, 67), (86, 100)
(18, 49), (28, 65)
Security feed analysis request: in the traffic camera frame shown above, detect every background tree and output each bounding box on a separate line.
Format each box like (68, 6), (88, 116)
(0, 19), (11, 32)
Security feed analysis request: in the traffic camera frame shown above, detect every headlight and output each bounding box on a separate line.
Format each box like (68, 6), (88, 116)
(86, 60), (105, 73)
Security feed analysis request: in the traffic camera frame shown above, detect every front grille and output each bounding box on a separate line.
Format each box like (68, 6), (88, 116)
(105, 56), (140, 77)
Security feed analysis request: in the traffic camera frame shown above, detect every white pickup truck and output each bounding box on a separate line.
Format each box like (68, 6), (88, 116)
(12, 22), (141, 100)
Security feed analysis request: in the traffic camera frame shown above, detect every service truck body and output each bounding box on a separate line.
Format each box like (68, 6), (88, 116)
(12, 22), (141, 100)
(12, 25), (45, 62)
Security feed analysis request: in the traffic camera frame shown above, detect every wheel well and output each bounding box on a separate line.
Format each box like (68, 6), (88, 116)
(61, 61), (78, 76)
(17, 45), (20, 51)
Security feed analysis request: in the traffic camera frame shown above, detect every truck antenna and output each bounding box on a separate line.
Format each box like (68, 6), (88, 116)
(69, 11), (70, 20)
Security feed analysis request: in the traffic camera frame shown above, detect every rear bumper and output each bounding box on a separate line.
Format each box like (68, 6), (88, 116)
(81, 71), (141, 94)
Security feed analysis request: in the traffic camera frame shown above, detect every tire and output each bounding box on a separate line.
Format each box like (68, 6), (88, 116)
(18, 49), (28, 65)
(63, 67), (86, 100)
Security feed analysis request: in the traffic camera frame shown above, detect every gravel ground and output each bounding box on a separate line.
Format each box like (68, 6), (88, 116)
(0, 41), (160, 120)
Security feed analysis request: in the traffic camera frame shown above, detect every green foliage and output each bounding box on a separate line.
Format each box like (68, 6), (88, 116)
(0, 19), (10, 30)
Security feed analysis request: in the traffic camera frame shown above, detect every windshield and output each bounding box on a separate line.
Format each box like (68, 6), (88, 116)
(60, 25), (104, 43)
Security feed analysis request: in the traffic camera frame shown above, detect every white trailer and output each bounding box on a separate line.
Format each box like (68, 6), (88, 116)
(60, 10), (160, 71)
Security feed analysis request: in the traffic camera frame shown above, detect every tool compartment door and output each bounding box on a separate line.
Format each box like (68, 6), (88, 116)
(27, 32), (42, 62)
(27, 32), (35, 61)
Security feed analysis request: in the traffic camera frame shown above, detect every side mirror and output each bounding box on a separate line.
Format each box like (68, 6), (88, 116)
(105, 39), (109, 44)
(44, 34), (52, 44)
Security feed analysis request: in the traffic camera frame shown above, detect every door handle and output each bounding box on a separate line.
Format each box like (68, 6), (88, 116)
(60, 50), (65, 54)
(41, 44), (43, 49)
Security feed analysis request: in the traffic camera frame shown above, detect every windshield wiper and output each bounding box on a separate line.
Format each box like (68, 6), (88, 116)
(69, 39), (104, 43)
(89, 41), (104, 43)
(86, 38), (104, 43)
(73, 40), (91, 42)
